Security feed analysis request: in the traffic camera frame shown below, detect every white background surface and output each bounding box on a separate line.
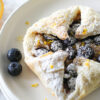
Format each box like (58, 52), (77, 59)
(1, 0), (100, 100)
(0, 0), (27, 99)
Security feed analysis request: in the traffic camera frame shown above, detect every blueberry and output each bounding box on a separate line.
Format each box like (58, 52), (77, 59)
(33, 48), (49, 56)
(64, 73), (71, 79)
(7, 48), (22, 62)
(8, 62), (22, 76)
(65, 46), (76, 60)
(63, 36), (77, 47)
(51, 40), (63, 52)
(84, 38), (93, 44)
(66, 63), (77, 77)
(63, 78), (70, 93)
(97, 55), (100, 62)
(94, 35), (100, 45)
(68, 24), (80, 36)
(77, 45), (94, 59)
(67, 77), (76, 90)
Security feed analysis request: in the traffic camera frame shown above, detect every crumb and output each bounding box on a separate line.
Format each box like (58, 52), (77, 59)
(25, 21), (30, 25)
(17, 35), (23, 42)
(50, 65), (54, 69)
(32, 83), (39, 87)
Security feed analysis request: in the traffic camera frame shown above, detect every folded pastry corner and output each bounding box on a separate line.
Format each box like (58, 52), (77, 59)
(23, 6), (100, 100)
(75, 6), (100, 39)
(67, 58), (100, 100)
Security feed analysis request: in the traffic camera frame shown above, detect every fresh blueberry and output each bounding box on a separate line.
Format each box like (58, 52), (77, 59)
(66, 63), (77, 77)
(51, 40), (63, 52)
(63, 36), (77, 47)
(8, 62), (22, 76)
(94, 35), (100, 45)
(65, 46), (76, 60)
(7, 48), (22, 62)
(77, 45), (94, 59)
(97, 55), (100, 62)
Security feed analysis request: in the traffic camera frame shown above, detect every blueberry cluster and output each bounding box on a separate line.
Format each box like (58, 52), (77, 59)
(64, 64), (77, 92)
(77, 45), (94, 59)
(33, 20), (100, 94)
(7, 48), (22, 76)
(50, 36), (77, 60)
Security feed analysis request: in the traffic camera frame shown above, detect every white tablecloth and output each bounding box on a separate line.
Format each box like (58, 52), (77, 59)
(0, 0), (27, 99)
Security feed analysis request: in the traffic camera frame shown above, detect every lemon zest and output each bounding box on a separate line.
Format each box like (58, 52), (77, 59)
(44, 41), (48, 45)
(25, 21), (30, 25)
(17, 36), (23, 41)
(52, 92), (55, 96)
(82, 29), (87, 35)
(84, 59), (90, 68)
(0, 0), (4, 19)
(50, 65), (54, 69)
(32, 83), (39, 87)
(37, 40), (40, 45)
(81, 42), (85, 46)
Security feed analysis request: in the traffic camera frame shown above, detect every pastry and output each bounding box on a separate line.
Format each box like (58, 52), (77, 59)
(23, 6), (100, 100)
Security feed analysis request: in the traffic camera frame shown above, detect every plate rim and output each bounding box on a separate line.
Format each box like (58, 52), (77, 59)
(1, 0), (100, 100)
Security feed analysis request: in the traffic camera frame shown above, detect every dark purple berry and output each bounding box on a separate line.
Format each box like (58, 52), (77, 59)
(66, 46), (76, 60)
(63, 36), (77, 47)
(77, 45), (94, 59)
(7, 48), (22, 62)
(67, 77), (76, 90)
(94, 35), (100, 45)
(66, 63), (77, 77)
(8, 62), (22, 76)
(33, 48), (49, 56)
(63, 78), (70, 93)
(51, 40), (63, 52)
(84, 38), (93, 44)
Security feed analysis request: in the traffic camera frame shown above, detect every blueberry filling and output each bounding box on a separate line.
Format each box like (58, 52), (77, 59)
(94, 35), (100, 45)
(77, 45), (94, 59)
(33, 48), (49, 56)
(32, 17), (100, 94)
(51, 40), (64, 52)
(84, 38), (93, 44)
(64, 63), (77, 92)
(63, 36), (77, 47)
(68, 20), (81, 36)
(66, 63), (77, 77)
(65, 46), (77, 60)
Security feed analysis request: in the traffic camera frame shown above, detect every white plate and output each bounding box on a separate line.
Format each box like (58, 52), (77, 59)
(0, 0), (100, 100)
